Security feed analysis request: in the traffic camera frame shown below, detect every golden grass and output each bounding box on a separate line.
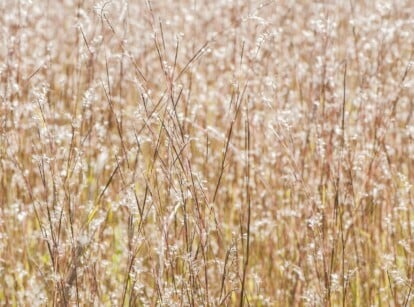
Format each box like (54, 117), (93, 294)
(0, 0), (413, 305)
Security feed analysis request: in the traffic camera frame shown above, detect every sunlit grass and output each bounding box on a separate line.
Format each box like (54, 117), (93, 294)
(1, 0), (413, 305)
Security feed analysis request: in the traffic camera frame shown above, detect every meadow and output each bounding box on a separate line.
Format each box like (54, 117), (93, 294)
(0, 0), (413, 305)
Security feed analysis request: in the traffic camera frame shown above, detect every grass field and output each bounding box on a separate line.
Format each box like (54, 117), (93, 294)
(1, 0), (413, 305)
